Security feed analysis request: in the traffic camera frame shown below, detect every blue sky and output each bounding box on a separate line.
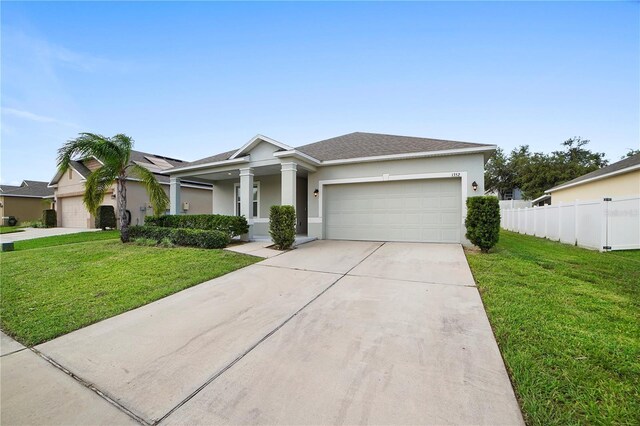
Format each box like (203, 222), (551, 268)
(2, 1), (638, 185)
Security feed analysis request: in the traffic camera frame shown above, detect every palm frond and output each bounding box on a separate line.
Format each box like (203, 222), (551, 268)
(112, 134), (134, 166)
(83, 165), (119, 215)
(128, 164), (169, 216)
(56, 133), (124, 173)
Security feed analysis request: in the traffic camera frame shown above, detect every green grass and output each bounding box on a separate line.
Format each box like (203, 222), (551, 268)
(14, 230), (120, 250)
(1, 235), (261, 346)
(465, 230), (639, 425)
(0, 226), (24, 234)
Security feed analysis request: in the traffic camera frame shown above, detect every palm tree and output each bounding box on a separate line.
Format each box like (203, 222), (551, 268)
(57, 133), (169, 242)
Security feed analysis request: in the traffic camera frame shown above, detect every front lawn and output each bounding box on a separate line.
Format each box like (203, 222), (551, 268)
(0, 226), (24, 234)
(1, 235), (261, 346)
(14, 230), (120, 250)
(466, 230), (639, 425)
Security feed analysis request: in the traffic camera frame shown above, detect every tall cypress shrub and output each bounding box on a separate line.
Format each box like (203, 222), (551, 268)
(465, 196), (500, 253)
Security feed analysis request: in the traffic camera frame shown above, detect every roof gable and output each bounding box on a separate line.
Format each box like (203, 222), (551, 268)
(228, 135), (293, 160)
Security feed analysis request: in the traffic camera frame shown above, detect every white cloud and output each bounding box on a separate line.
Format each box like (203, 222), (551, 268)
(2, 107), (79, 128)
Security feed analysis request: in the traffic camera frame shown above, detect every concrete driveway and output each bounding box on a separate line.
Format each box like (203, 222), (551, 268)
(2, 240), (523, 425)
(0, 227), (99, 243)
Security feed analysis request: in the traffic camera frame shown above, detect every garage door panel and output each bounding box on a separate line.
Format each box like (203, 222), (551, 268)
(324, 179), (461, 243)
(60, 196), (90, 228)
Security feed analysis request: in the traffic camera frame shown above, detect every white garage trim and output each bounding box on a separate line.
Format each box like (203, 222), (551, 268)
(317, 171), (468, 226)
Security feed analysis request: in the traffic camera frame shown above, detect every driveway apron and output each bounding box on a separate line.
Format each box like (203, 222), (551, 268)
(26, 240), (522, 425)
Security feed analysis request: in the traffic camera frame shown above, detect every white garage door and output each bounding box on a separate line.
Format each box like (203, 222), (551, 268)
(60, 196), (90, 228)
(324, 178), (461, 243)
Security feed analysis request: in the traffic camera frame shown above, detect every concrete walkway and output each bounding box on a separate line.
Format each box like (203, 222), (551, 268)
(0, 227), (99, 243)
(2, 241), (523, 425)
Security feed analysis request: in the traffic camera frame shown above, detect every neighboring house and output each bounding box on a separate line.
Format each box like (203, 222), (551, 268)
(49, 150), (214, 228)
(530, 194), (551, 207)
(167, 132), (495, 244)
(545, 153), (640, 204)
(0, 180), (54, 224)
(485, 187), (524, 201)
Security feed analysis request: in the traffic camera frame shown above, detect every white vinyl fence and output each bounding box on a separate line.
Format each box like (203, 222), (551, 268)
(501, 196), (640, 251)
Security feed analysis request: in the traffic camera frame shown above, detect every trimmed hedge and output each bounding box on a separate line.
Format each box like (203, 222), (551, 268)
(95, 205), (117, 230)
(465, 196), (500, 253)
(269, 205), (296, 250)
(128, 225), (230, 249)
(145, 214), (249, 238)
(42, 209), (57, 228)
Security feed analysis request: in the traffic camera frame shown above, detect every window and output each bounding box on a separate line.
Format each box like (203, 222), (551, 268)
(235, 183), (259, 218)
(68, 169), (73, 180)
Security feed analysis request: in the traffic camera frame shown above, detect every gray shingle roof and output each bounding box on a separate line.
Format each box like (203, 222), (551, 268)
(548, 153), (640, 192)
(296, 132), (493, 161)
(50, 150), (211, 187)
(69, 160), (92, 179)
(0, 185), (20, 193)
(176, 132), (493, 169)
(1, 180), (54, 198)
(179, 149), (239, 167)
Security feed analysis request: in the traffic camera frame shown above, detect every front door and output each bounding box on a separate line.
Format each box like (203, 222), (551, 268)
(296, 177), (308, 234)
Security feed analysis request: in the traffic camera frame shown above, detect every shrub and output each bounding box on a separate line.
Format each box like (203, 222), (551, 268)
(145, 214), (249, 238)
(42, 209), (57, 228)
(158, 237), (175, 248)
(128, 225), (230, 249)
(131, 237), (158, 247)
(465, 196), (500, 253)
(21, 220), (45, 228)
(269, 205), (296, 250)
(95, 205), (117, 230)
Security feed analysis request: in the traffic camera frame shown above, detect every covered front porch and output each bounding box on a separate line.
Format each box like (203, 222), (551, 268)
(167, 136), (319, 240)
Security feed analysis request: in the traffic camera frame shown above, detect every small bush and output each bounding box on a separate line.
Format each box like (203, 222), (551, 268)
(42, 209), (57, 228)
(95, 205), (117, 230)
(465, 196), (500, 253)
(145, 214), (249, 238)
(128, 225), (230, 249)
(21, 220), (45, 228)
(269, 205), (296, 250)
(158, 237), (175, 248)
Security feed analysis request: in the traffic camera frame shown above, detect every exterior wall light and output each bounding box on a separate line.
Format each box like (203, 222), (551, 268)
(472, 181), (478, 192)
(313, 189), (319, 198)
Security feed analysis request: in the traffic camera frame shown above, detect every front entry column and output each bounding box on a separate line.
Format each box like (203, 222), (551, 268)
(169, 177), (181, 215)
(281, 162), (297, 207)
(239, 167), (254, 241)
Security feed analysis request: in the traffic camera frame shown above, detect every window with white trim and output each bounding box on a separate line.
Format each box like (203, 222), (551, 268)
(234, 183), (259, 218)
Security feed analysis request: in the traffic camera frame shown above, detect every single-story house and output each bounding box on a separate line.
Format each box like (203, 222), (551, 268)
(49, 150), (214, 228)
(0, 180), (54, 224)
(545, 153), (640, 204)
(167, 132), (495, 244)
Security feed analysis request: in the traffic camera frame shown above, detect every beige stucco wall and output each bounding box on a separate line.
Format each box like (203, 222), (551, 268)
(551, 170), (640, 204)
(54, 166), (213, 227)
(127, 181), (213, 225)
(0, 196), (51, 223)
(54, 167), (88, 197)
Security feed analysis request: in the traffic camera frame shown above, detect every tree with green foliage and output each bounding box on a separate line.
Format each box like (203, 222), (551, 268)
(484, 148), (516, 199)
(622, 149), (640, 159)
(57, 133), (169, 242)
(485, 137), (608, 200)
